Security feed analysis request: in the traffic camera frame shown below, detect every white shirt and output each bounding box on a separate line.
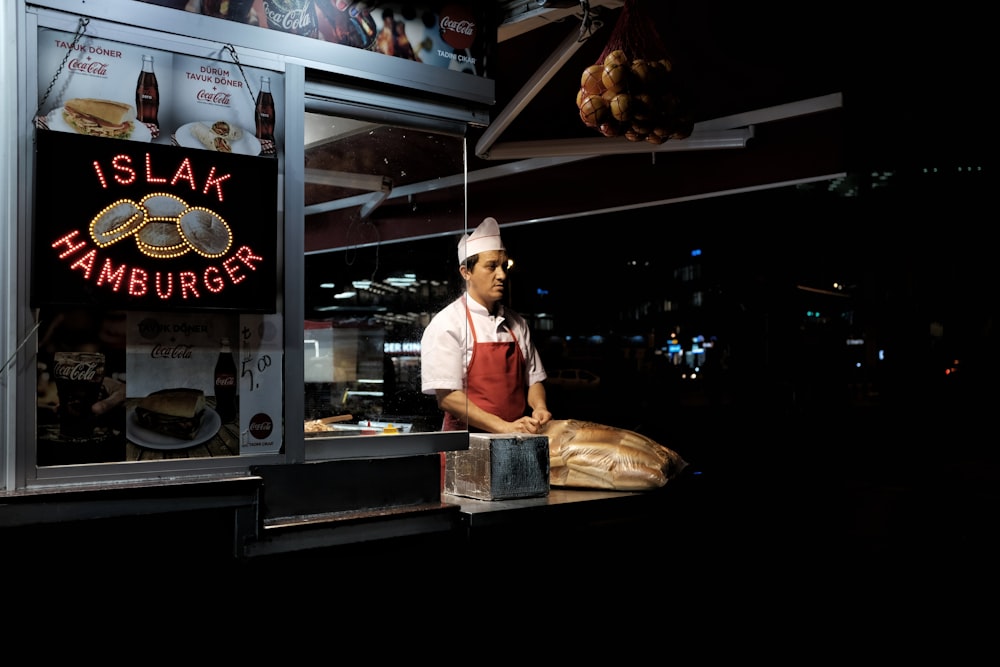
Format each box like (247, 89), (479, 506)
(421, 293), (547, 395)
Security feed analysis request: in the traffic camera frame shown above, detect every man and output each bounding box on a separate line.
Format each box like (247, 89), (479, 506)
(421, 217), (552, 434)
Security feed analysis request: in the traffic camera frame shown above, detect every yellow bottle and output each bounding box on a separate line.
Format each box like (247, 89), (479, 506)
(382, 423), (398, 434)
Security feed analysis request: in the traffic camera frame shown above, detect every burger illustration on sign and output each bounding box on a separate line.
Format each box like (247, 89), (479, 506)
(89, 192), (233, 259)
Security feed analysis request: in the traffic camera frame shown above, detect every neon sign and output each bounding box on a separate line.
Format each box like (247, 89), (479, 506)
(33, 130), (277, 312)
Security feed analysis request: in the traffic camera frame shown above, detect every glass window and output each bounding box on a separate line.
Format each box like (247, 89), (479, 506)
(301, 111), (467, 440)
(14, 2), (486, 487)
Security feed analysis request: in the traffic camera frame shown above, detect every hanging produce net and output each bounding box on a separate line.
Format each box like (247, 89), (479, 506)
(575, 0), (693, 143)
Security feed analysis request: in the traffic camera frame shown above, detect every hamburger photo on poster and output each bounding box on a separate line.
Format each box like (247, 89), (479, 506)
(133, 387), (207, 440)
(121, 312), (239, 457)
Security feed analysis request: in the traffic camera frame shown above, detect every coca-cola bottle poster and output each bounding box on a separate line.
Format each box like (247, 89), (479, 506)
(36, 308), (283, 463)
(122, 312), (283, 457)
(171, 54), (282, 157)
(35, 307), (129, 465)
(132, 1), (492, 78)
(368, 3), (486, 76)
(35, 28), (177, 144)
(36, 28), (283, 156)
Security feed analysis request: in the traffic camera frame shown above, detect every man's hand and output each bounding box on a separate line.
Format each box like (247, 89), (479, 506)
(92, 377), (126, 416)
(509, 416), (543, 434)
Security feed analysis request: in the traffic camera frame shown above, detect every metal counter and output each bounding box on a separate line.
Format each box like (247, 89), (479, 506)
(444, 487), (669, 531)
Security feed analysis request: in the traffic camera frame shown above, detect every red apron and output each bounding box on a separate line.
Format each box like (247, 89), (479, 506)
(441, 298), (529, 488)
(442, 298), (528, 431)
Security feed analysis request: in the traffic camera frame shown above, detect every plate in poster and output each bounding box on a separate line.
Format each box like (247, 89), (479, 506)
(126, 406), (222, 450)
(174, 121), (262, 156)
(44, 106), (153, 143)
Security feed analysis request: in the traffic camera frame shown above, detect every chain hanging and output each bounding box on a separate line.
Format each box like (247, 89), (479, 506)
(36, 17), (89, 118)
(16, 19), (87, 379)
(578, 1), (597, 42)
(222, 43), (259, 110)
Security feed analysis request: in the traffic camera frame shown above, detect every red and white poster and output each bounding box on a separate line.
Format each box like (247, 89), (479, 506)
(136, 0), (494, 78)
(36, 26), (282, 156)
(237, 313), (284, 454)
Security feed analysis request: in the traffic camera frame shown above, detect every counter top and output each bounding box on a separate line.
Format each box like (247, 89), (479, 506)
(443, 487), (666, 529)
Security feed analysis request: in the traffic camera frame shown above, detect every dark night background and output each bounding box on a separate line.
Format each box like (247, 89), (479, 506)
(12, 2), (996, 618)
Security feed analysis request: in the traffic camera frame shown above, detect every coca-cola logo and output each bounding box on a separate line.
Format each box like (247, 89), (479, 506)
(54, 361), (101, 382)
(67, 58), (110, 77)
(151, 342), (194, 359)
(263, 1), (317, 35)
(195, 89), (232, 106)
(215, 376), (236, 387)
(439, 5), (476, 50)
(248, 413), (274, 439)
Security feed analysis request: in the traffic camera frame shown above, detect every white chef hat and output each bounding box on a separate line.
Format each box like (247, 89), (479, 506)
(457, 217), (505, 264)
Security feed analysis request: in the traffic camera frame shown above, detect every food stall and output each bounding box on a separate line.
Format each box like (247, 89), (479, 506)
(0, 0), (493, 555)
(1, 0), (698, 563)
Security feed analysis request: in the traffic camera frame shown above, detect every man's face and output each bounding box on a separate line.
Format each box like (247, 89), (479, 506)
(464, 250), (509, 309)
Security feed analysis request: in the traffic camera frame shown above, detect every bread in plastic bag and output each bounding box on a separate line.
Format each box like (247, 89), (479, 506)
(541, 419), (687, 491)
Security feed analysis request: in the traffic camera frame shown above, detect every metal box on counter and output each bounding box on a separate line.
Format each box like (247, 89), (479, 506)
(445, 433), (550, 501)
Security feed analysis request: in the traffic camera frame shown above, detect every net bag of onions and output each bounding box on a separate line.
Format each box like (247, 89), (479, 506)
(576, 0), (693, 143)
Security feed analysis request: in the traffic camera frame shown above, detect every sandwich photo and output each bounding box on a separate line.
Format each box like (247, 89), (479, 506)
(190, 121), (234, 152)
(134, 388), (206, 440)
(209, 120), (243, 142)
(61, 98), (136, 140)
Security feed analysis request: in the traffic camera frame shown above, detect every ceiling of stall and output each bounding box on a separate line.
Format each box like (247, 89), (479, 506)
(304, 0), (991, 253)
